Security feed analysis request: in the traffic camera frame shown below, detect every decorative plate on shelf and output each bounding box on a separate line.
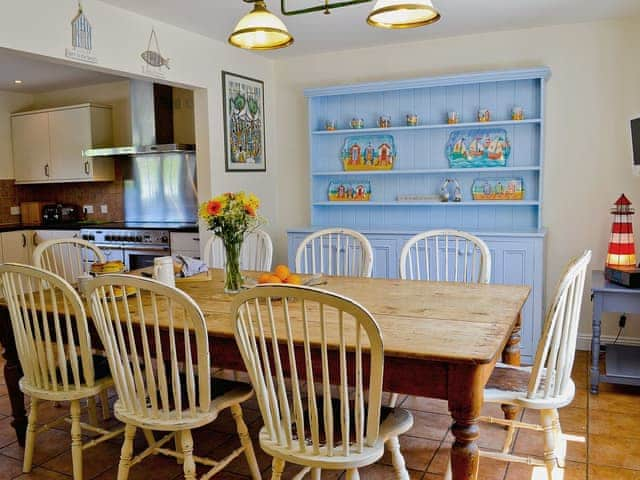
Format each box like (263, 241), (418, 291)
(472, 178), (524, 201)
(446, 128), (511, 168)
(341, 135), (395, 171)
(328, 180), (371, 201)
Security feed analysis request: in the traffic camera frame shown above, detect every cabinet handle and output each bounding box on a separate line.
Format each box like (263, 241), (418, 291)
(44, 164), (50, 177)
(32, 233), (37, 246)
(21, 233), (26, 248)
(192, 238), (199, 241)
(84, 161), (90, 175)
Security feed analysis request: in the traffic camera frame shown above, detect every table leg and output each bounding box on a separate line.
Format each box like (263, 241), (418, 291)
(448, 364), (485, 480)
(501, 312), (521, 421)
(0, 307), (26, 446)
(590, 296), (603, 394)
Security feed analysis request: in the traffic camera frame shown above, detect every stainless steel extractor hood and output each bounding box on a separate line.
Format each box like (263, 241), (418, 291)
(84, 80), (195, 157)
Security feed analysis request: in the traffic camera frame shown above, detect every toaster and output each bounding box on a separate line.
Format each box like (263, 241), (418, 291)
(42, 204), (81, 224)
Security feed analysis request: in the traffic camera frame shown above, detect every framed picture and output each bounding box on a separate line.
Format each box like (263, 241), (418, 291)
(222, 71), (266, 172)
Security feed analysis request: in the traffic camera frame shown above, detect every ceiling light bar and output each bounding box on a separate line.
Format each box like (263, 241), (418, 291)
(281, 0), (373, 16)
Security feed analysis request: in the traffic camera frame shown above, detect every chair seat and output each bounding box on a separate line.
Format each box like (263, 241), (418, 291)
(484, 363), (575, 409)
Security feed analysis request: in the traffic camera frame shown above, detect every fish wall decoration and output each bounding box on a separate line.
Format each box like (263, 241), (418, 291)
(141, 28), (170, 69)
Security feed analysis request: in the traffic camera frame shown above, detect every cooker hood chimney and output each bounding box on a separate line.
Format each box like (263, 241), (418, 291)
(84, 80), (195, 157)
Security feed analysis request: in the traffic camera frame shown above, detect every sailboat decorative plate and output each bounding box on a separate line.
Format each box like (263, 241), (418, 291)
(446, 128), (510, 168)
(341, 135), (396, 171)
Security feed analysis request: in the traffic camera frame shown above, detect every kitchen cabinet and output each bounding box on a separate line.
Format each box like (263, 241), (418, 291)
(11, 104), (114, 184)
(1, 230), (34, 265)
(34, 229), (80, 245)
(170, 232), (200, 258)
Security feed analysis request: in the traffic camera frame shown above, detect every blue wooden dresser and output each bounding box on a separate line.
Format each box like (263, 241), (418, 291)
(287, 68), (550, 363)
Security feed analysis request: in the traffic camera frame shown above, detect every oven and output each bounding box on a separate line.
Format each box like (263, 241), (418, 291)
(80, 228), (170, 271)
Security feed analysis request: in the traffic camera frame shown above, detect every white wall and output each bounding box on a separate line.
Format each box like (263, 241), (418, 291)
(0, 0), (278, 246)
(273, 18), (640, 341)
(0, 91), (33, 178)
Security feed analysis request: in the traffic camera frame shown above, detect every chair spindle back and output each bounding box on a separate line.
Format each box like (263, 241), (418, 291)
(204, 229), (273, 272)
(33, 238), (106, 285)
(232, 284), (384, 457)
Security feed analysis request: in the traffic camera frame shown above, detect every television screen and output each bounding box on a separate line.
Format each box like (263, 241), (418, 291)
(632, 117), (640, 175)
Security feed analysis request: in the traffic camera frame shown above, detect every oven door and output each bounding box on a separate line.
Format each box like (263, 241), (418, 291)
(124, 245), (171, 271)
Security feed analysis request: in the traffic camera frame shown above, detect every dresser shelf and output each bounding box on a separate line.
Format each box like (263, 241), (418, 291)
(311, 166), (541, 176)
(313, 200), (539, 207)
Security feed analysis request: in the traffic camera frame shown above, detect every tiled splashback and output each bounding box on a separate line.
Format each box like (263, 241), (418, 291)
(0, 163), (124, 225)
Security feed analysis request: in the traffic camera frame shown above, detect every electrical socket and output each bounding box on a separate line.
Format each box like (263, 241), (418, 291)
(83, 205), (94, 214)
(100, 204), (108, 214)
(9, 206), (20, 215)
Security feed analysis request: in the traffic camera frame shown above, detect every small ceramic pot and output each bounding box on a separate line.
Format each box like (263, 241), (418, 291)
(406, 114), (419, 126)
(478, 109), (491, 122)
(447, 111), (459, 124)
(512, 106), (524, 121)
(325, 120), (336, 131)
(351, 118), (364, 129)
(378, 115), (391, 128)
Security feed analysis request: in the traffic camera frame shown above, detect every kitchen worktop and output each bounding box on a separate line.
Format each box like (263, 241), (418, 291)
(0, 221), (199, 233)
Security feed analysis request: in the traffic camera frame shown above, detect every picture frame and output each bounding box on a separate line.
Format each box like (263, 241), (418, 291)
(222, 71), (266, 172)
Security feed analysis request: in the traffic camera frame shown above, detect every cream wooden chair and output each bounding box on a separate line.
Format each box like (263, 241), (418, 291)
(232, 284), (414, 479)
(467, 250), (592, 480)
(0, 263), (122, 479)
(86, 274), (260, 480)
(295, 228), (373, 277)
(33, 238), (106, 285)
(399, 229), (491, 283)
(203, 229), (273, 271)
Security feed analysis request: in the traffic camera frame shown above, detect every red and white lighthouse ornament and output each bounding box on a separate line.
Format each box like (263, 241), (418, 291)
(606, 194), (637, 267)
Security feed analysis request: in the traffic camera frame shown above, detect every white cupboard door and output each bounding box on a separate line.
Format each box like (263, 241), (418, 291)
(48, 108), (92, 180)
(1, 231), (33, 265)
(12, 113), (50, 182)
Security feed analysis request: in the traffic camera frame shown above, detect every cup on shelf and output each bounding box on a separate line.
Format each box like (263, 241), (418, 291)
(478, 108), (491, 122)
(406, 114), (419, 126)
(325, 120), (336, 131)
(512, 106), (525, 121)
(378, 115), (391, 128)
(351, 118), (364, 129)
(153, 256), (176, 287)
(447, 111), (459, 124)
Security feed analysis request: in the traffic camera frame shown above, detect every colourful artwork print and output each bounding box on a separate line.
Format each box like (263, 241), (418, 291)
(472, 178), (524, 201)
(328, 181), (371, 201)
(342, 135), (396, 171)
(446, 128), (511, 168)
(223, 72), (266, 172)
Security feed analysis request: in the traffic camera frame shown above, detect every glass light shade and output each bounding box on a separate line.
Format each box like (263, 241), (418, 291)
(229, 1), (293, 50)
(367, 0), (441, 29)
(606, 253), (637, 267)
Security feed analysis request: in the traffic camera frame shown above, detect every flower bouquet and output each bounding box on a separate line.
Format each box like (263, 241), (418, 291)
(199, 191), (264, 293)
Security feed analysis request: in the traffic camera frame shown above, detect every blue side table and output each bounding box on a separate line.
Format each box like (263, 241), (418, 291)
(590, 270), (640, 393)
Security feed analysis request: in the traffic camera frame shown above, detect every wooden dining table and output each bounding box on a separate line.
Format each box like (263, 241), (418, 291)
(0, 269), (529, 480)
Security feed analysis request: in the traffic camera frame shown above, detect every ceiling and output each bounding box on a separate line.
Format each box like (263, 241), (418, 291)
(100, 0), (640, 58)
(0, 48), (124, 94)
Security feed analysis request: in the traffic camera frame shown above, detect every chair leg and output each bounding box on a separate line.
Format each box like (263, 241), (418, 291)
(99, 390), (111, 420)
(346, 469), (360, 480)
(502, 423), (517, 453)
(311, 468), (321, 480)
(552, 409), (566, 469)
(87, 396), (99, 427)
(175, 431), (183, 465)
(541, 409), (558, 480)
(70, 399), (83, 480)
(117, 424), (136, 480)
(271, 458), (286, 480)
(387, 436), (410, 480)
(388, 393), (399, 408)
(180, 429), (196, 480)
(231, 403), (260, 480)
(23, 397), (39, 473)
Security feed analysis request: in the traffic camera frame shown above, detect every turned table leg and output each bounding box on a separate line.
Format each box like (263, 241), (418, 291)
(0, 306), (27, 446)
(501, 312), (521, 421)
(590, 296), (603, 394)
(448, 364), (486, 480)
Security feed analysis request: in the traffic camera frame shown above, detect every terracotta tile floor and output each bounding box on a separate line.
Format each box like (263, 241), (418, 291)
(0, 351), (638, 479)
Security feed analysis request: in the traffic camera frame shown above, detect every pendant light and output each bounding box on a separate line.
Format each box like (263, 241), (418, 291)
(367, 0), (441, 29)
(228, 0), (294, 50)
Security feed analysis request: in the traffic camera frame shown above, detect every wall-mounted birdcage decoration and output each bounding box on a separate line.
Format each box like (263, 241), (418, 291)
(281, 0), (373, 15)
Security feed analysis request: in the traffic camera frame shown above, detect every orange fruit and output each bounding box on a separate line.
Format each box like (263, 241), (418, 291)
(258, 273), (272, 284)
(274, 264), (290, 281)
(267, 275), (283, 284)
(284, 274), (302, 285)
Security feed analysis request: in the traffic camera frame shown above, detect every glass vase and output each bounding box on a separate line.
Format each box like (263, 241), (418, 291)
(223, 237), (243, 294)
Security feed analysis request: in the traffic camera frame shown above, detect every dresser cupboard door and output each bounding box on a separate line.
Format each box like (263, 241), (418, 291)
(12, 113), (51, 182)
(369, 237), (398, 279)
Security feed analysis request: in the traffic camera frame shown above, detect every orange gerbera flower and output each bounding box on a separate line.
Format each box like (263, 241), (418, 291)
(244, 205), (256, 216)
(207, 200), (223, 216)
